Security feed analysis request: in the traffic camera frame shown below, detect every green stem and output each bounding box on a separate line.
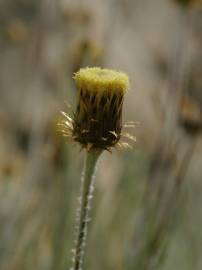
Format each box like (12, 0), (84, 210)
(72, 149), (102, 270)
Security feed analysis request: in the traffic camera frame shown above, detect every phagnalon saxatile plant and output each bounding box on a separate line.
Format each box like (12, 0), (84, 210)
(59, 67), (134, 270)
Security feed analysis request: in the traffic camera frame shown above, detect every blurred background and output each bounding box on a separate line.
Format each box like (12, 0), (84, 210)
(0, 0), (202, 269)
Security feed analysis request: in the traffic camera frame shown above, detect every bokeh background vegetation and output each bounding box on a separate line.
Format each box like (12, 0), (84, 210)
(0, 0), (202, 270)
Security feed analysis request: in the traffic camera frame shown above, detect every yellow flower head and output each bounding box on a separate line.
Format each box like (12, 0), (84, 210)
(60, 67), (132, 151)
(58, 67), (136, 151)
(73, 67), (129, 94)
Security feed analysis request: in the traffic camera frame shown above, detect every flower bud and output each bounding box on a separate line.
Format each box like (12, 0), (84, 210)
(73, 67), (129, 150)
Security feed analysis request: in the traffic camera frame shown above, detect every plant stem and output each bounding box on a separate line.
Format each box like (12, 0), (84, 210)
(72, 149), (102, 270)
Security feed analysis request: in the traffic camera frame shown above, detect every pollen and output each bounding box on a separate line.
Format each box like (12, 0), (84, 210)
(73, 67), (129, 94)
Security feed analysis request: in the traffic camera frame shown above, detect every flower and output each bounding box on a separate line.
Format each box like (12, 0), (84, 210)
(59, 67), (135, 151)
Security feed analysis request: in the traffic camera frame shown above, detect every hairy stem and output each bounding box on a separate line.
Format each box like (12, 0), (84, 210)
(72, 149), (102, 270)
